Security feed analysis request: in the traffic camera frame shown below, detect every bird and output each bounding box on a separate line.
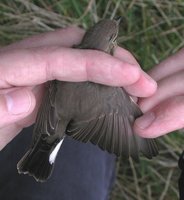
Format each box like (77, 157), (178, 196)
(17, 18), (158, 182)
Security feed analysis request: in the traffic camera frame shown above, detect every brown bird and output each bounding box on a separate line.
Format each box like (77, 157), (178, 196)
(17, 18), (158, 182)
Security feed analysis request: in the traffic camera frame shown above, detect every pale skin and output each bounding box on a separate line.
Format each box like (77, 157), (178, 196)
(134, 48), (184, 137)
(2, 26), (180, 151)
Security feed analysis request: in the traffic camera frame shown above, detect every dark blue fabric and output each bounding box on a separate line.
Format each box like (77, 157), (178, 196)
(178, 151), (184, 200)
(0, 127), (116, 200)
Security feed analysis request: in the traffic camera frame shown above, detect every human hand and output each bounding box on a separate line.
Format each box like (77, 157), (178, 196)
(0, 26), (157, 150)
(134, 48), (184, 138)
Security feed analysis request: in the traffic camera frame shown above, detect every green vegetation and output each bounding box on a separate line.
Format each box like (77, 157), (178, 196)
(1, 0), (184, 199)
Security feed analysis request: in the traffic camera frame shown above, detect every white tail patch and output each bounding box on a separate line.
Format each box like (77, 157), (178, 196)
(49, 139), (64, 165)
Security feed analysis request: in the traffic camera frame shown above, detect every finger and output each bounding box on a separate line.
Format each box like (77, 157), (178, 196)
(17, 85), (45, 128)
(0, 109), (38, 151)
(139, 71), (184, 112)
(0, 26), (85, 51)
(0, 47), (140, 88)
(0, 86), (41, 151)
(149, 48), (184, 81)
(134, 96), (184, 138)
(114, 47), (157, 97)
(124, 71), (157, 97)
(0, 124), (22, 150)
(0, 88), (36, 128)
(114, 47), (139, 65)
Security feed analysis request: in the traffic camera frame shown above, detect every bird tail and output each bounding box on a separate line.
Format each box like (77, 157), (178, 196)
(17, 136), (63, 182)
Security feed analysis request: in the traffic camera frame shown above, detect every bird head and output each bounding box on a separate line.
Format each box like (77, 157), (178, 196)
(78, 17), (121, 54)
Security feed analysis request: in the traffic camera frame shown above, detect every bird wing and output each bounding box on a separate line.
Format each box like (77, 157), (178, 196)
(32, 80), (61, 145)
(66, 86), (158, 160)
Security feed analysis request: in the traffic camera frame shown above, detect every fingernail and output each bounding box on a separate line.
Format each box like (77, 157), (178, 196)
(5, 89), (31, 115)
(135, 112), (155, 129)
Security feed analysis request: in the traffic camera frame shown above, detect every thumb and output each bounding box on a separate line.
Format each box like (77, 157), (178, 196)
(0, 88), (36, 128)
(134, 96), (184, 138)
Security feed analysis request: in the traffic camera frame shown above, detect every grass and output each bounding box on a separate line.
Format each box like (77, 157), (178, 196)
(0, 0), (184, 199)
